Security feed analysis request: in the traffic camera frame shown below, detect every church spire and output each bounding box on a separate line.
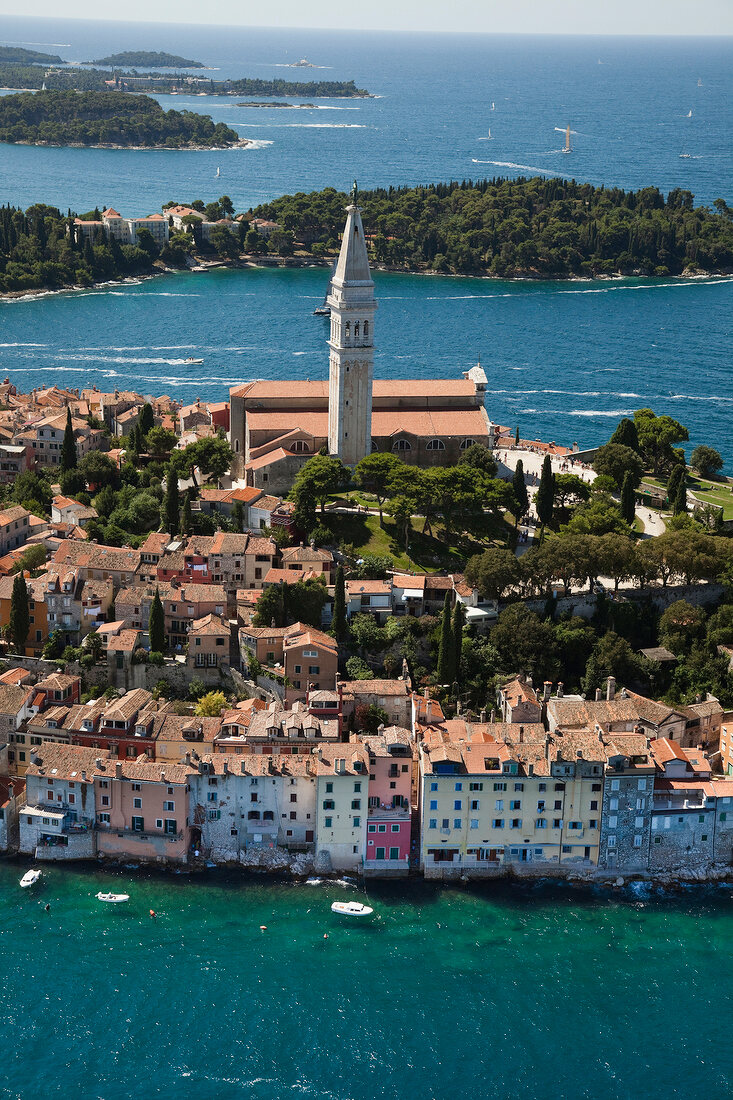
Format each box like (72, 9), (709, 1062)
(326, 189), (376, 466)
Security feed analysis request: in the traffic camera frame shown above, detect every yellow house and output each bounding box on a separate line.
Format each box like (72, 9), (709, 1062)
(0, 572), (49, 655)
(419, 722), (605, 879)
(314, 744), (369, 871)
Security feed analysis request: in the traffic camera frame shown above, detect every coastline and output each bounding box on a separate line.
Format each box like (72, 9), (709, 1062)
(2, 137), (252, 151)
(0, 256), (728, 304)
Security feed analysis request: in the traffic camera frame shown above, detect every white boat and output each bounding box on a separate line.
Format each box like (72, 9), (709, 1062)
(490, 101), (495, 110)
(96, 891), (130, 904)
(687, 110), (693, 117)
(562, 123), (572, 154)
(20, 869), (41, 888)
(183, 357), (204, 365)
(679, 153), (692, 159)
(331, 901), (373, 917)
(216, 166), (221, 177)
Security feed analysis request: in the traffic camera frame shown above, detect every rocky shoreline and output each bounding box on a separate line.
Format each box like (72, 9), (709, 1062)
(9, 138), (252, 150)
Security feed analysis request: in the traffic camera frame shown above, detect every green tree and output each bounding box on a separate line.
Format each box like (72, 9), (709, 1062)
(354, 452), (404, 526)
(232, 499), (245, 533)
(564, 493), (629, 537)
(552, 473), (590, 511)
(583, 631), (642, 695)
(458, 443), (497, 477)
(148, 587), (166, 653)
(9, 573), (29, 652)
(490, 603), (560, 682)
(194, 690), (227, 716)
(659, 600), (705, 655)
(345, 656), (373, 680)
(146, 426), (177, 457)
(609, 417), (640, 452)
(535, 454), (555, 536)
(79, 450), (118, 489)
(292, 454), (349, 517)
(13, 543), (46, 574)
(331, 564), (347, 641)
(667, 463), (685, 504)
(592, 443), (644, 490)
(181, 490), (193, 535)
(452, 600), (464, 683)
(138, 402), (154, 436)
(465, 547), (521, 600)
(673, 478), (687, 515)
(60, 406), (77, 471)
(690, 445), (723, 478)
(164, 468), (179, 535)
(633, 409), (689, 475)
(436, 592), (455, 684)
(349, 612), (386, 655)
(620, 471), (636, 526)
(511, 460), (529, 526)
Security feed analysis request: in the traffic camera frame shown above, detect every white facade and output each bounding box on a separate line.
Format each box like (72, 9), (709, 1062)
(327, 201), (376, 466)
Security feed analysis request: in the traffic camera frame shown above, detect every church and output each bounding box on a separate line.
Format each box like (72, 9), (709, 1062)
(229, 194), (493, 494)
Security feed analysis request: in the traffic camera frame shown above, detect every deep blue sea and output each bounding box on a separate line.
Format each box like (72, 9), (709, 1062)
(1, 862), (732, 1099)
(0, 18), (731, 464)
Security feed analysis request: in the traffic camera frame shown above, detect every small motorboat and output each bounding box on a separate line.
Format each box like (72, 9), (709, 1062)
(20, 869), (42, 888)
(96, 892), (130, 904)
(183, 357), (204, 365)
(331, 901), (373, 917)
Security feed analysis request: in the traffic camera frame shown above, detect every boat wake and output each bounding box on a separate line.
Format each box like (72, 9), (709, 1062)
(471, 159), (558, 175)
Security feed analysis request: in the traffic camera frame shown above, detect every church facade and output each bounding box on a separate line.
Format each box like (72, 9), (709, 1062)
(229, 199), (493, 494)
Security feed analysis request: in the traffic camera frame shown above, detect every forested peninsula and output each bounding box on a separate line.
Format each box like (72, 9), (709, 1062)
(0, 46), (62, 64)
(249, 179), (733, 277)
(90, 51), (204, 67)
(0, 91), (242, 149)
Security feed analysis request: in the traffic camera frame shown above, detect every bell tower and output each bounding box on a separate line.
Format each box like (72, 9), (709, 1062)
(327, 183), (376, 466)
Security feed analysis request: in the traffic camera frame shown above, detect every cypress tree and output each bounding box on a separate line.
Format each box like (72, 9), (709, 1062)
(437, 591), (455, 685)
(10, 573), (29, 653)
(535, 454), (555, 536)
(164, 468), (179, 536)
(331, 565), (347, 642)
(620, 471), (636, 526)
(515, 425), (520, 446)
(667, 464), (684, 506)
(673, 479), (687, 515)
(452, 600), (464, 684)
(138, 402), (154, 436)
(148, 587), (165, 654)
(181, 490), (193, 535)
(511, 459), (529, 526)
(60, 407), (77, 472)
(232, 499), (245, 533)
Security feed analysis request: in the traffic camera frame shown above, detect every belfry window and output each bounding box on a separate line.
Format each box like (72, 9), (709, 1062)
(354, 322), (360, 339)
(344, 321), (350, 341)
(363, 321), (369, 338)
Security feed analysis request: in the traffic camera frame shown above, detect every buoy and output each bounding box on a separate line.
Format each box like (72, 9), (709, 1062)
(149, 909), (156, 919)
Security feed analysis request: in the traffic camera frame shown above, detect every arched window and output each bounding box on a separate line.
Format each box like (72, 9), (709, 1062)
(426, 439), (445, 451)
(460, 438), (477, 450)
(392, 439), (412, 452)
(363, 321), (369, 338)
(234, 439), (240, 452)
(354, 322), (360, 339)
(371, 440), (379, 452)
(292, 440), (309, 454)
(263, 810), (274, 821)
(344, 321), (350, 341)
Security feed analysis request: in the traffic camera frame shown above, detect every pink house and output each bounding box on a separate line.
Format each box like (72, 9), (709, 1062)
(94, 759), (192, 863)
(361, 726), (415, 874)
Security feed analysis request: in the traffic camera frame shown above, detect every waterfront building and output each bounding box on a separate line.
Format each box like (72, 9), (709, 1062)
(314, 744), (369, 871)
(1, 685), (38, 775)
(229, 201), (492, 485)
(0, 776), (23, 852)
(215, 700), (340, 755)
(597, 730), (656, 872)
(362, 727), (414, 874)
(20, 744), (101, 859)
(95, 758), (191, 864)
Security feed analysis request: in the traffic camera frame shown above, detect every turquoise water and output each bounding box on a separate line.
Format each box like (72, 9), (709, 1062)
(1, 860), (731, 1098)
(1, 265), (731, 466)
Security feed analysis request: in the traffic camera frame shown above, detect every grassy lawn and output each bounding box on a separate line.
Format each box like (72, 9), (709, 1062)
(319, 510), (511, 572)
(687, 476), (733, 520)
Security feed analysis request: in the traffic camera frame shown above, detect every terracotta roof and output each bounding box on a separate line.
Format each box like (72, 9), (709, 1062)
(107, 629), (140, 653)
(342, 679), (409, 696)
(0, 505), (30, 526)
(282, 545), (333, 563)
(0, 683), (33, 715)
(26, 744), (107, 781)
(189, 613), (229, 636)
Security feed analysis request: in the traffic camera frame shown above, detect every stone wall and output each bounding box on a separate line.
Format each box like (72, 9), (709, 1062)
(524, 582), (724, 623)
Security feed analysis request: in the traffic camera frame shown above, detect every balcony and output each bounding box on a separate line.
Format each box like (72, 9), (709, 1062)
(97, 823), (184, 842)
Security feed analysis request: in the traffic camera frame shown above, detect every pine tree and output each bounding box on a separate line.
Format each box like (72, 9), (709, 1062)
(511, 460), (529, 526)
(437, 591), (455, 685)
(610, 417), (639, 452)
(164, 468), (179, 535)
(10, 573), (29, 653)
(148, 587), (165, 654)
(452, 600), (464, 684)
(673, 478), (687, 515)
(331, 565), (347, 641)
(535, 454), (555, 536)
(620, 471), (636, 525)
(60, 407), (77, 472)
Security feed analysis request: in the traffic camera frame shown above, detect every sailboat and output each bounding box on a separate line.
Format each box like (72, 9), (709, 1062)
(490, 101), (495, 110)
(697, 78), (703, 87)
(313, 257), (337, 316)
(686, 110), (692, 118)
(216, 166), (221, 177)
(562, 124), (572, 154)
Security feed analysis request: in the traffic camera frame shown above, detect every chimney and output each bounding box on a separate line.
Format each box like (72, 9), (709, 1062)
(490, 709), (496, 723)
(595, 688), (602, 702)
(95, 757), (103, 768)
(184, 752), (191, 766)
(543, 681), (552, 701)
(479, 708), (486, 724)
(115, 761), (122, 778)
(607, 676), (616, 702)
(557, 683), (564, 699)
(519, 726), (524, 743)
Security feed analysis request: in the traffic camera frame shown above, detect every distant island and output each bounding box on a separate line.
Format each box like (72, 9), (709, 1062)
(289, 58), (317, 68)
(0, 90), (244, 149)
(0, 45), (63, 65)
(236, 101), (315, 108)
(89, 50), (205, 68)
(0, 64), (371, 98)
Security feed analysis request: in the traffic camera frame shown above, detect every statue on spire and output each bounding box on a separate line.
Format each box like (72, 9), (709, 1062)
(350, 179), (358, 205)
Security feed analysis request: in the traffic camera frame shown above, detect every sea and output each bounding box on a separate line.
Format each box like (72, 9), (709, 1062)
(1, 860), (732, 1099)
(0, 19), (731, 464)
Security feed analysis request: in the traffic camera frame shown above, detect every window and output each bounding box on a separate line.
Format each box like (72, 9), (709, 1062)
(637, 779), (647, 791)
(391, 824), (400, 833)
(207, 792), (218, 803)
(493, 782), (507, 792)
(455, 782), (462, 791)
(354, 782), (361, 792)
(469, 782), (483, 791)
(101, 795), (109, 807)
(324, 816), (332, 828)
(98, 812), (110, 824)
(429, 819), (437, 829)
(426, 439), (445, 451)
(351, 800), (361, 810)
(460, 438), (477, 450)
(536, 819), (547, 829)
(453, 819), (462, 829)
(492, 818), (504, 829)
(568, 821), (582, 831)
(392, 439), (411, 452)
(430, 782), (437, 792)
(132, 816), (144, 832)
(442, 819), (449, 829)
(607, 836), (616, 847)
(470, 800), (480, 810)
(326, 782), (333, 793)
(454, 800), (462, 811)
(510, 819), (521, 829)
(133, 797), (142, 809)
(353, 817), (360, 827)
(290, 793), (297, 803)
(514, 783), (524, 792)
(323, 800), (335, 810)
(470, 819), (479, 829)
(429, 800), (437, 810)
(377, 825), (386, 833)
(510, 800), (521, 810)
(553, 818), (562, 829)
(633, 834), (643, 847)
(589, 819), (597, 829)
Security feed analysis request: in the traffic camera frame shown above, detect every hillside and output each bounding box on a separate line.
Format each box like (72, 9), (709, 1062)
(90, 51), (204, 68)
(0, 90), (242, 149)
(249, 179), (733, 277)
(0, 46), (63, 65)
